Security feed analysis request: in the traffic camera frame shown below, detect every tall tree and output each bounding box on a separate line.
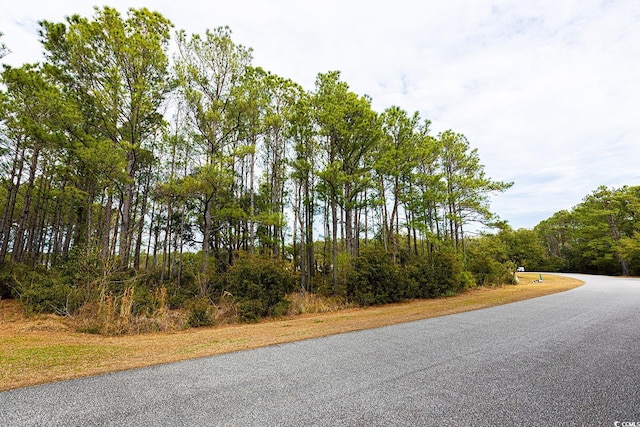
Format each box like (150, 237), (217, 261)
(230, 66), (265, 255)
(407, 130), (444, 256)
(535, 209), (578, 270)
(438, 130), (512, 251)
(0, 65), (66, 266)
(536, 186), (640, 275)
(173, 25), (252, 284)
(376, 106), (424, 261)
(40, 6), (173, 268)
(573, 186), (637, 275)
(259, 72), (300, 258)
(288, 90), (317, 291)
(313, 71), (381, 286)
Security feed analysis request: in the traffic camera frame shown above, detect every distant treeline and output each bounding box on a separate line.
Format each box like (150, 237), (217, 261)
(535, 185), (640, 276)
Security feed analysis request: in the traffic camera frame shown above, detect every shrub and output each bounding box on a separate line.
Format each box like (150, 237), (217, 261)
(224, 255), (296, 322)
(346, 248), (410, 306)
(457, 270), (477, 291)
(237, 299), (265, 323)
(268, 299), (291, 318)
(8, 264), (83, 315)
(406, 256), (438, 298)
(465, 248), (513, 286)
(406, 250), (472, 298)
(186, 297), (214, 328)
(430, 249), (469, 295)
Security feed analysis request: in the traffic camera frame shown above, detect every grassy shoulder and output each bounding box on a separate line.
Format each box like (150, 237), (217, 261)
(0, 272), (582, 391)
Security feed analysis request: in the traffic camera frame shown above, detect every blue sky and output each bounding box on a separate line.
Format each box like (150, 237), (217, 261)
(2, 0), (639, 230)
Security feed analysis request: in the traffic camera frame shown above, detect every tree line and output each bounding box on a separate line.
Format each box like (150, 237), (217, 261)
(535, 185), (640, 276)
(0, 7), (513, 328)
(464, 185), (640, 283)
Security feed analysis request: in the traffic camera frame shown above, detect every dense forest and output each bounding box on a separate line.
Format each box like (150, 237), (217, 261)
(0, 8), (636, 333)
(535, 185), (640, 276)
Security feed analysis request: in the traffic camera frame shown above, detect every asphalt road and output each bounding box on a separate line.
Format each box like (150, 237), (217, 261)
(1, 274), (639, 426)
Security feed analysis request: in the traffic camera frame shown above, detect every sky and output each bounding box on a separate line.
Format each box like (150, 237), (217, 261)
(1, 0), (639, 230)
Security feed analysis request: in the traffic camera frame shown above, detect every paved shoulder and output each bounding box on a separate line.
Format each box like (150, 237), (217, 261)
(1, 274), (639, 426)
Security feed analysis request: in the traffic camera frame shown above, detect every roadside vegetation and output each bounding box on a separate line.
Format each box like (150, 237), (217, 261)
(0, 8), (636, 338)
(0, 7), (517, 332)
(0, 273), (583, 391)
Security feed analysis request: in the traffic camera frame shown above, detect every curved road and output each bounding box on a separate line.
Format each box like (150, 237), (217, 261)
(1, 274), (639, 426)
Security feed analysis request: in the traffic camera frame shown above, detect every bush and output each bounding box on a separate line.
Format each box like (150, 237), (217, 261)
(165, 282), (199, 309)
(406, 250), (471, 298)
(224, 255), (296, 322)
(7, 264), (83, 315)
(346, 248), (411, 306)
(344, 247), (477, 306)
(430, 249), (470, 295)
(268, 299), (291, 318)
(186, 297), (214, 328)
(457, 270), (477, 291)
(465, 246), (513, 286)
(20, 281), (83, 315)
(406, 256), (437, 298)
(237, 299), (265, 323)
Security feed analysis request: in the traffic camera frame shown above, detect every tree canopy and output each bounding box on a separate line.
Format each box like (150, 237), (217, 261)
(535, 185), (640, 275)
(0, 7), (518, 328)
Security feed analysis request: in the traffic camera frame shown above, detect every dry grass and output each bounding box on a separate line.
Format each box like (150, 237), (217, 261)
(0, 272), (582, 391)
(285, 291), (353, 315)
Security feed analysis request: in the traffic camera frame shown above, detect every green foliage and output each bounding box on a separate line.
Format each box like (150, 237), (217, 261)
(498, 228), (548, 271)
(0, 6), (523, 330)
(618, 232), (640, 276)
(6, 263), (83, 315)
(464, 227), (557, 285)
(465, 233), (513, 286)
(237, 299), (265, 323)
(458, 270), (478, 290)
(437, 130), (513, 249)
(223, 255), (295, 321)
(186, 297), (214, 327)
(535, 185), (640, 275)
(428, 249), (472, 294)
(347, 247), (408, 305)
(346, 246), (472, 306)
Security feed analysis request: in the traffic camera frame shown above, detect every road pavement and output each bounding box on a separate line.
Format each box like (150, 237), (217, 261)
(1, 273), (639, 426)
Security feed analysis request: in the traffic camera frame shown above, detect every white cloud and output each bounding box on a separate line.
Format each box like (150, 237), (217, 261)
(1, 0), (639, 230)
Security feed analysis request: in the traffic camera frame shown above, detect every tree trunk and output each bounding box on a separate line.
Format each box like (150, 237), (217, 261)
(331, 193), (338, 291)
(12, 145), (40, 263)
(249, 148), (256, 255)
(118, 151), (136, 268)
(102, 189), (113, 262)
(0, 144), (25, 264)
(133, 171), (151, 270)
(200, 194), (212, 296)
(161, 196), (173, 282)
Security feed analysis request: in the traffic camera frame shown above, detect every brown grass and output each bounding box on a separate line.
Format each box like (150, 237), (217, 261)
(0, 272), (582, 391)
